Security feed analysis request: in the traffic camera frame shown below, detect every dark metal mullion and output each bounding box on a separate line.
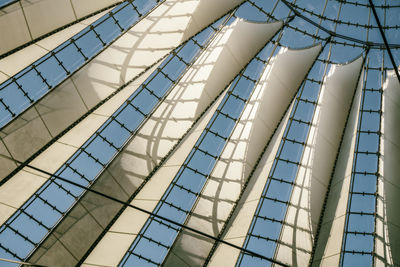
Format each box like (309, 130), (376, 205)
(350, 191), (377, 197)
(247, 234), (311, 255)
(3, 176), (73, 231)
(259, 196), (288, 208)
(139, 233), (171, 250)
(12, 78), (33, 103)
(50, 51), (70, 76)
(273, 157), (301, 167)
(51, 178), (80, 198)
(31, 64), (51, 90)
(248, 0), (281, 22)
(0, 98), (14, 117)
(355, 151), (380, 155)
(64, 163), (92, 184)
(0, 242), (24, 261)
(215, 109), (239, 122)
(126, 101), (147, 117)
(346, 231), (374, 236)
(95, 131), (120, 152)
(289, 116), (312, 125)
(35, 194), (64, 215)
(15, 208), (51, 231)
(70, 38), (88, 62)
(359, 130), (380, 134)
(89, 25), (106, 47)
(161, 199), (191, 216)
(255, 213), (311, 234)
(348, 211), (375, 216)
(359, 109), (381, 113)
(5, 224), (37, 246)
(79, 146), (107, 168)
(194, 146), (220, 160)
(127, 1), (142, 17)
(109, 10), (124, 32)
(281, 136), (306, 146)
(205, 128), (228, 142)
(170, 180), (200, 197)
(342, 250), (374, 255)
(248, 233), (279, 244)
(129, 251), (159, 266)
(269, 176), (297, 186)
(354, 170), (378, 175)
(183, 164), (209, 178)
(112, 116), (136, 135)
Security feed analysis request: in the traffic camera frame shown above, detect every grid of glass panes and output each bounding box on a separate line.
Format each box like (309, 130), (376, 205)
(235, 46), (330, 266)
(118, 41), (274, 267)
(284, 0), (400, 49)
(0, 21), (221, 264)
(340, 57), (383, 266)
(0, 0), (163, 129)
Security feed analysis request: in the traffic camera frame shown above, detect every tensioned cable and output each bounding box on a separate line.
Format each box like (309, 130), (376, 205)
(367, 0), (400, 84)
(0, 154), (290, 267)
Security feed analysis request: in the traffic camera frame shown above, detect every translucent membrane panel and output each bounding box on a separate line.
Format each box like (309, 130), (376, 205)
(0, 20), (218, 264)
(340, 68), (382, 266)
(118, 45), (272, 267)
(0, 0), (161, 129)
(236, 55), (325, 267)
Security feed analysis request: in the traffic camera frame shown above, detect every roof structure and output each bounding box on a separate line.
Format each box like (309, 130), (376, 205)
(0, 0), (399, 266)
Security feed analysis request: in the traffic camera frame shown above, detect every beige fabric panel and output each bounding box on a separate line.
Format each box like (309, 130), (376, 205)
(275, 57), (364, 266)
(0, 0), (243, 182)
(0, 10), (109, 83)
(0, 0), (122, 54)
(379, 69), (400, 266)
(311, 61), (365, 266)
